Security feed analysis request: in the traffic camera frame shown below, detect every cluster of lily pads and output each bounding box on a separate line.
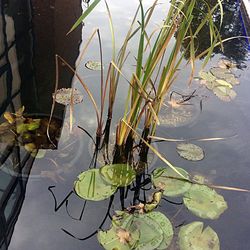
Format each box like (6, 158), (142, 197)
(199, 59), (239, 102)
(73, 161), (227, 249)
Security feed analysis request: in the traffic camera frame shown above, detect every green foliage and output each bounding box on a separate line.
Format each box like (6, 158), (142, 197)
(151, 167), (192, 197)
(74, 169), (117, 201)
(100, 164), (136, 187)
(176, 143), (205, 161)
(183, 184), (228, 219)
(178, 221), (220, 250)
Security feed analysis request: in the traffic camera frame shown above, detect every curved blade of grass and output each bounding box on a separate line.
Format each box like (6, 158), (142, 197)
(67, 0), (101, 35)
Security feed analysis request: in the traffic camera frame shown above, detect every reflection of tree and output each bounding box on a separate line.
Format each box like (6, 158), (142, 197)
(182, 0), (248, 64)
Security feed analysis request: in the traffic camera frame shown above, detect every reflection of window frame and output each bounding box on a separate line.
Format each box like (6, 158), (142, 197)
(0, 148), (34, 250)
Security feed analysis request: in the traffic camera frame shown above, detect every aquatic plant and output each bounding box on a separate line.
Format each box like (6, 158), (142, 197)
(44, 0), (250, 249)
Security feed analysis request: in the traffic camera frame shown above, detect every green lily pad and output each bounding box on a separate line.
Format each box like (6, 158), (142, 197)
(133, 214), (164, 250)
(98, 226), (139, 250)
(213, 86), (237, 102)
(183, 184), (228, 219)
(100, 164), (136, 187)
(177, 143), (204, 161)
(146, 212), (173, 250)
(53, 88), (83, 105)
(178, 221), (220, 250)
(151, 167), (191, 197)
(85, 60), (102, 70)
(74, 169), (117, 201)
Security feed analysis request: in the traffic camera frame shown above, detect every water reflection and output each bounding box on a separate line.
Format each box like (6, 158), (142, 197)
(0, 0), (81, 249)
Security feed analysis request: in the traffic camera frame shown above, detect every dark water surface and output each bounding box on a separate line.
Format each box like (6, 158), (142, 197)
(1, 0), (250, 250)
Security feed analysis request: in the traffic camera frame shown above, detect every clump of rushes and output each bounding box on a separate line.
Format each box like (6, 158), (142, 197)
(67, 0), (224, 200)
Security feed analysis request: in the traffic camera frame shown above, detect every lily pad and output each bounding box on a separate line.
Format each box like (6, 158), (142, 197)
(183, 184), (228, 219)
(147, 212), (173, 250)
(100, 164), (136, 187)
(199, 71), (217, 82)
(177, 143), (204, 161)
(98, 226), (139, 250)
(178, 221), (220, 250)
(74, 169), (117, 201)
(53, 88), (83, 105)
(213, 86), (237, 102)
(133, 214), (164, 250)
(85, 60), (102, 71)
(151, 167), (191, 197)
(210, 67), (232, 79)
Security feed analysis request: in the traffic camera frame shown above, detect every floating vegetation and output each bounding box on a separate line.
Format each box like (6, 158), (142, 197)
(74, 169), (117, 201)
(199, 60), (239, 102)
(53, 88), (83, 105)
(99, 210), (173, 250)
(100, 164), (136, 187)
(178, 221), (220, 250)
(218, 59), (237, 69)
(151, 167), (191, 197)
(158, 99), (199, 128)
(176, 143), (204, 161)
(85, 60), (102, 70)
(183, 184), (228, 219)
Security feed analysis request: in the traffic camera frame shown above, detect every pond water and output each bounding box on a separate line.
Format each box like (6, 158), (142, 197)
(1, 0), (250, 250)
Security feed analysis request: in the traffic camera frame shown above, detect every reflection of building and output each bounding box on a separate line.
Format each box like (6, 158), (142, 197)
(0, 0), (81, 249)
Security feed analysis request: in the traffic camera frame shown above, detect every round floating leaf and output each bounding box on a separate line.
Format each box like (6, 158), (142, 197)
(199, 71), (217, 82)
(152, 167), (191, 197)
(98, 226), (139, 250)
(133, 214), (164, 250)
(53, 88), (83, 105)
(213, 86), (237, 102)
(178, 221), (220, 250)
(100, 164), (136, 187)
(177, 143), (204, 161)
(74, 169), (117, 201)
(147, 212), (173, 250)
(183, 184), (228, 219)
(85, 60), (102, 70)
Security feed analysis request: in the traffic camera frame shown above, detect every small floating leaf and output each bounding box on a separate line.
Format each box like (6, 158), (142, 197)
(177, 143), (204, 161)
(178, 221), (220, 250)
(183, 184), (228, 219)
(213, 86), (237, 102)
(215, 79), (232, 89)
(151, 167), (191, 197)
(74, 169), (117, 201)
(199, 71), (217, 82)
(146, 212), (173, 250)
(53, 88), (83, 105)
(100, 164), (136, 187)
(85, 60), (102, 71)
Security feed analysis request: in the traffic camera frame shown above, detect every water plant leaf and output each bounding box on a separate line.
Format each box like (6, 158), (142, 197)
(26, 119), (41, 131)
(74, 169), (117, 201)
(210, 67), (232, 79)
(212, 86), (237, 102)
(215, 79), (232, 89)
(176, 143), (204, 161)
(178, 221), (220, 250)
(85, 60), (102, 70)
(100, 164), (136, 187)
(199, 71), (217, 82)
(151, 167), (191, 197)
(183, 184), (228, 219)
(132, 213), (164, 250)
(98, 226), (139, 250)
(146, 212), (173, 250)
(53, 88), (83, 105)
